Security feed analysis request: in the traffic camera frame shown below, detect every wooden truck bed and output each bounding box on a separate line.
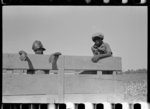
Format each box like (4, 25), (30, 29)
(2, 53), (147, 104)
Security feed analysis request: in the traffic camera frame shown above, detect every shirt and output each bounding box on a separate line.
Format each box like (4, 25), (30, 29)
(91, 42), (112, 56)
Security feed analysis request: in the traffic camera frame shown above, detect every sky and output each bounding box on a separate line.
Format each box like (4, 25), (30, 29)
(2, 6), (147, 71)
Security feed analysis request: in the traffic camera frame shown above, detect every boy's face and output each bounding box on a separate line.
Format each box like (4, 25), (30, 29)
(34, 48), (44, 54)
(95, 39), (103, 46)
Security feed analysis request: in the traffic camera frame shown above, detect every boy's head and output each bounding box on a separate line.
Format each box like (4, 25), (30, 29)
(32, 40), (46, 54)
(92, 33), (104, 46)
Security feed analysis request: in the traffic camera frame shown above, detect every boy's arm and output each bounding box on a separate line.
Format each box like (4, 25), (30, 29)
(91, 53), (112, 63)
(19, 50), (28, 61)
(91, 43), (112, 62)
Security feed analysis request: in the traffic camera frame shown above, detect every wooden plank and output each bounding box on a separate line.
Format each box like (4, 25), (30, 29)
(64, 76), (115, 94)
(2, 95), (57, 103)
(64, 56), (122, 71)
(3, 53), (52, 70)
(3, 74), (58, 95)
(64, 94), (124, 103)
(3, 54), (122, 71)
(2, 93), (125, 103)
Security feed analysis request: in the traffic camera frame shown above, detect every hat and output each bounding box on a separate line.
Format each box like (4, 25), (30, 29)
(92, 33), (104, 42)
(32, 40), (46, 51)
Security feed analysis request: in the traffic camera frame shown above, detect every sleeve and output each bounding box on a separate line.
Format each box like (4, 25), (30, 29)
(105, 43), (112, 54)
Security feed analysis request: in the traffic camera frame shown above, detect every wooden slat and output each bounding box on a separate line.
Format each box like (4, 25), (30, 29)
(3, 53), (52, 70)
(3, 74), (58, 95)
(3, 95), (57, 103)
(64, 94), (123, 103)
(64, 75), (117, 95)
(64, 56), (122, 71)
(3, 54), (122, 71)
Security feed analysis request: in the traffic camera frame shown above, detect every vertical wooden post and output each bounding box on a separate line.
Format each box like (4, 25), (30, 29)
(57, 56), (64, 103)
(97, 71), (102, 78)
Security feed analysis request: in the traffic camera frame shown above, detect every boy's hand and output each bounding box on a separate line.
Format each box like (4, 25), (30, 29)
(53, 52), (62, 56)
(91, 55), (101, 63)
(19, 50), (28, 61)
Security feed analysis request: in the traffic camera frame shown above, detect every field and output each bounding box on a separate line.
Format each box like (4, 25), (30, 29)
(118, 72), (147, 102)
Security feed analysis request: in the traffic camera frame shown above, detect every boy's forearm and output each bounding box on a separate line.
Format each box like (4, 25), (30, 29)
(97, 52), (112, 58)
(92, 52), (112, 62)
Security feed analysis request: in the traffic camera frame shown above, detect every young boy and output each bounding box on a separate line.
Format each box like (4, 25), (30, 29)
(91, 33), (112, 62)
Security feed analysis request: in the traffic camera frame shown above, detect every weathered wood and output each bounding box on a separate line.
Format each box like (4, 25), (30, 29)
(3, 74), (58, 95)
(2, 73), (147, 103)
(64, 76), (115, 94)
(3, 53), (52, 70)
(3, 54), (122, 71)
(2, 53), (124, 103)
(2, 95), (57, 103)
(64, 94), (124, 103)
(64, 56), (122, 71)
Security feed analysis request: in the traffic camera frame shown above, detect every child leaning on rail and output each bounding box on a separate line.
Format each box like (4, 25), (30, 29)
(18, 40), (62, 74)
(91, 33), (112, 62)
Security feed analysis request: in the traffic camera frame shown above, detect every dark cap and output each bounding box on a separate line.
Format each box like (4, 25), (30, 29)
(32, 40), (46, 51)
(92, 33), (104, 42)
